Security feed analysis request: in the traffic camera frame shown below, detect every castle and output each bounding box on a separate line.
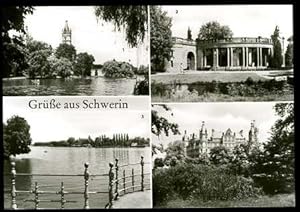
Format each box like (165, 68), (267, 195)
(182, 120), (258, 158)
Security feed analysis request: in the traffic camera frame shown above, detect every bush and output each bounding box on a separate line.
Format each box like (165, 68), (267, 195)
(102, 60), (135, 78)
(153, 163), (262, 206)
(133, 76), (149, 95)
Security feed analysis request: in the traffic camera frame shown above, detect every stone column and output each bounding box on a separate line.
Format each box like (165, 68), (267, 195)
(227, 48), (230, 67)
(245, 47), (249, 68)
(230, 47), (234, 67)
(256, 47), (259, 67)
(204, 55), (207, 67)
(260, 48), (263, 67)
(216, 48), (219, 67)
(242, 47), (245, 67)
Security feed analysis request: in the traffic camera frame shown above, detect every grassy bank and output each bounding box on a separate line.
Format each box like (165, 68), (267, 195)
(155, 193), (295, 208)
(151, 72), (269, 84)
(152, 93), (294, 102)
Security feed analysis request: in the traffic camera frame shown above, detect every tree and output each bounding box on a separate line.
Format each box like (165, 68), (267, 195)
(48, 56), (73, 78)
(270, 26), (283, 68)
(198, 21), (233, 40)
(252, 103), (294, 194)
(26, 50), (51, 78)
(55, 43), (76, 62)
(74, 52), (95, 77)
(151, 104), (180, 137)
(164, 141), (186, 166)
(1, 6), (34, 77)
(94, 6), (148, 48)
(285, 36), (293, 67)
(150, 6), (173, 72)
(102, 60), (134, 78)
(3, 115), (32, 159)
(209, 146), (232, 165)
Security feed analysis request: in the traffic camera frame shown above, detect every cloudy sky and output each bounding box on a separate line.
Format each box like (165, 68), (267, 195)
(152, 102), (287, 148)
(163, 5), (293, 45)
(3, 97), (150, 143)
(24, 6), (149, 66)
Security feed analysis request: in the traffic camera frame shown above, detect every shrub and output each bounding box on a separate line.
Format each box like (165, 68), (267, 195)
(153, 163), (262, 206)
(102, 60), (135, 78)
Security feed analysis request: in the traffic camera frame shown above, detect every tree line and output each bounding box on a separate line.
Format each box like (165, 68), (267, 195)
(34, 134), (150, 148)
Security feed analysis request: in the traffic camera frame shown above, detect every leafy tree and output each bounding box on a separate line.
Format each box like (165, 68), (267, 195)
(3, 115), (32, 159)
(102, 60), (134, 78)
(55, 43), (76, 62)
(66, 137), (76, 146)
(26, 39), (53, 55)
(151, 104), (180, 137)
(209, 146), (232, 165)
(48, 56), (73, 78)
(285, 36), (293, 67)
(270, 26), (283, 68)
(26, 50), (51, 78)
(150, 6), (173, 72)
(252, 103), (294, 194)
(94, 6), (148, 47)
(74, 52), (95, 77)
(198, 21), (233, 40)
(1, 6), (34, 77)
(164, 140), (186, 166)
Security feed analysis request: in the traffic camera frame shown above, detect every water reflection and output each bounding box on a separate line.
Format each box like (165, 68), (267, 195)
(3, 146), (150, 209)
(2, 77), (139, 96)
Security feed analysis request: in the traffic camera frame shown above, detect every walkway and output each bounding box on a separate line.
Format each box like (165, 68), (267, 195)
(113, 190), (152, 208)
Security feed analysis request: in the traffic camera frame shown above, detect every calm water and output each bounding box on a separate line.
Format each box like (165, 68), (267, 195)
(2, 77), (139, 96)
(3, 146), (151, 209)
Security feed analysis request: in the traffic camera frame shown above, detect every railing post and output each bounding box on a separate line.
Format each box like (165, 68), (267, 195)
(83, 162), (90, 209)
(123, 170), (126, 195)
(34, 182), (39, 209)
(107, 162), (114, 209)
(61, 182), (65, 209)
(114, 159), (119, 200)
(141, 156), (144, 191)
(10, 161), (17, 209)
(132, 168), (134, 192)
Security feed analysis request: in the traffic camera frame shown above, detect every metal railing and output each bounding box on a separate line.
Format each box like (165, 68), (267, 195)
(4, 156), (150, 209)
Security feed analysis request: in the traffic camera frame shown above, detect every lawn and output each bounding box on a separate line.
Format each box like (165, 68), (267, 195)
(151, 72), (269, 84)
(155, 193), (295, 208)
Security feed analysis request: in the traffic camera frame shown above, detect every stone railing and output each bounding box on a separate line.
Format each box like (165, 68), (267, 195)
(197, 37), (272, 45)
(172, 37), (196, 46)
(4, 156), (150, 209)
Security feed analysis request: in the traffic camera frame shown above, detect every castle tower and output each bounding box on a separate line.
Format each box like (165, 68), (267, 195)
(248, 120), (258, 146)
(62, 20), (72, 45)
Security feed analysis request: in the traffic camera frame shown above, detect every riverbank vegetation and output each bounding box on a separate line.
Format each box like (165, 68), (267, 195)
(34, 134), (150, 148)
(151, 77), (293, 102)
(152, 103), (294, 207)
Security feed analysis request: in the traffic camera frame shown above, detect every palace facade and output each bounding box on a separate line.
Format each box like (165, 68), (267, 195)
(167, 29), (275, 72)
(182, 120), (258, 158)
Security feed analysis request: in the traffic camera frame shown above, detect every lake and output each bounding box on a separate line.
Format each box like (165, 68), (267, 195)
(3, 146), (151, 209)
(2, 77), (140, 96)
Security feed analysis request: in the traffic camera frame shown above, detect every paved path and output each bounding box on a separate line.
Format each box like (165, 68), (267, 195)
(113, 190), (152, 208)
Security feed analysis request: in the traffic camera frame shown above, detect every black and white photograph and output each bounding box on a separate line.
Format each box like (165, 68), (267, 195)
(3, 96), (152, 209)
(150, 5), (294, 102)
(2, 6), (149, 96)
(152, 102), (295, 207)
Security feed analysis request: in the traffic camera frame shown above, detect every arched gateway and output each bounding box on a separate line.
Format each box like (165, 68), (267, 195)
(167, 30), (274, 72)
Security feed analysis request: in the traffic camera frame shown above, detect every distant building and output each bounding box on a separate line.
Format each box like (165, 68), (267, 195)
(167, 28), (275, 72)
(62, 20), (72, 45)
(182, 120), (259, 158)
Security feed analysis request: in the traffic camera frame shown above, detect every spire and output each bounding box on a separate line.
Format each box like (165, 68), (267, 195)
(62, 20), (72, 44)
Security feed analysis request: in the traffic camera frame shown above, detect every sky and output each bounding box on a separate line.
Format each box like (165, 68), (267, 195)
(163, 5), (293, 47)
(24, 6), (149, 66)
(3, 97), (150, 143)
(152, 102), (287, 148)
